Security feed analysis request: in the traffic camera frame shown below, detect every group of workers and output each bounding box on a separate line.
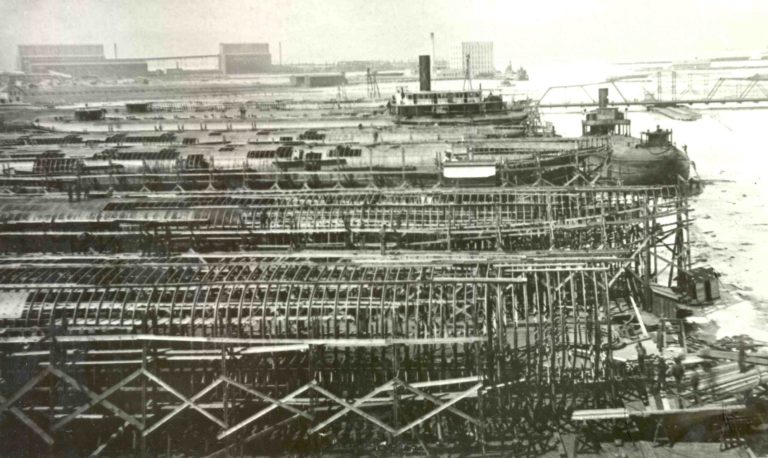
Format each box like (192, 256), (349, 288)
(635, 337), (752, 405)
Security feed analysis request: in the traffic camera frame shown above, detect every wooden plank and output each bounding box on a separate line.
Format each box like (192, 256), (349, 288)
(628, 296), (649, 337)
(0, 334), (485, 346)
(572, 403), (747, 422)
(701, 349), (768, 366)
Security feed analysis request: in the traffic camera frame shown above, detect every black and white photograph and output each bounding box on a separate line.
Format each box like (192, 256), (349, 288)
(0, 0), (767, 455)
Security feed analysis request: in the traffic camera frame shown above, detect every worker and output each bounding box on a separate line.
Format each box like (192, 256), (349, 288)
(691, 370), (701, 404)
(656, 357), (668, 392)
(342, 211), (353, 248)
(380, 224), (387, 255)
(738, 338), (748, 373)
(671, 356), (685, 394)
(703, 362), (716, 398)
(635, 341), (647, 375)
(76, 232), (91, 254)
(164, 226), (172, 257)
(67, 185), (74, 203)
(260, 209), (269, 229)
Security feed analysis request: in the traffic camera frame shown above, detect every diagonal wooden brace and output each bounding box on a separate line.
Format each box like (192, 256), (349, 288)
(217, 382), (313, 440)
(395, 382), (482, 436)
(310, 384), (396, 435)
(53, 368), (142, 431)
(48, 366), (143, 430)
(142, 369), (226, 429)
(396, 379), (481, 427)
(308, 379), (394, 434)
(0, 367), (51, 416)
(222, 376), (313, 421)
(0, 393), (54, 445)
(143, 377), (224, 437)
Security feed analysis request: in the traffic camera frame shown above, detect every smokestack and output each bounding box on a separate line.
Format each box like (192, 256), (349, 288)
(419, 55), (431, 92)
(279, 42), (282, 66)
(430, 32), (435, 76)
(598, 88), (608, 108)
(114, 43), (118, 59)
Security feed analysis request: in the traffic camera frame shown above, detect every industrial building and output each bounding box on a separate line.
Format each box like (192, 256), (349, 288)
(451, 41), (495, 77)
(28, 60), (148, 78)
(219, 43), (271, 74)
(17, 44), (105, 73)
(16, 42), (273, 77)
(290, 73), (346, 87)
(17, 44), (149, 77)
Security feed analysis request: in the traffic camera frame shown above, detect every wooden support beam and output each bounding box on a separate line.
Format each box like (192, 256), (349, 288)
(308, 380), (394, 434)
(0, 393), (54, 445)
(394, 383), (482, 436)
(47, 366), (143, 430)
(141, 369), (226, 429)
(53, 368), (143, 431)
(217, 382), (313, 440)
(143, 377), (224, 437)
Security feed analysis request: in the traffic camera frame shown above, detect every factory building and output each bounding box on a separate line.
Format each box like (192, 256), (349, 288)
(17, 42), (274, 77)
(28, 61), (148, 78)
(17, 44), (105, 73)
(17, 44), (148, 77)
(451, 41), (495, 77)
(290, 73), (347, 88)
(219, 43), (271, 74)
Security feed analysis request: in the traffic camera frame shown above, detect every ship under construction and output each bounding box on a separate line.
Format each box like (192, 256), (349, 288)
(0, 55), (764, 458)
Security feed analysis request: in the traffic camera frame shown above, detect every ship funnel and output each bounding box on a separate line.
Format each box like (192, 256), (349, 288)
(419, 55), (431, 92)
(598, 88), (608, 108)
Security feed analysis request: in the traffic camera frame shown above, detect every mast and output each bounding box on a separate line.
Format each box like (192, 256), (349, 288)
(463, 54), (473, 91)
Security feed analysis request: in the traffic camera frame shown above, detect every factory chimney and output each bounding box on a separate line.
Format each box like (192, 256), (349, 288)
(114, 43), (118, 59)
(598, 88), (608, 108)
(430, 32), (435, 76)
(419, 55), (431, 92)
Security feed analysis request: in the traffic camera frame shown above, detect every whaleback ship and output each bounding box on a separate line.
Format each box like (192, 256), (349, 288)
(582, 88), (690, 185)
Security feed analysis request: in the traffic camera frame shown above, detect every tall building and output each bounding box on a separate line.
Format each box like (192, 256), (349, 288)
(219, 43), (271, 74)
(17, 44), (105, 73)
(451, 42), (495, 77)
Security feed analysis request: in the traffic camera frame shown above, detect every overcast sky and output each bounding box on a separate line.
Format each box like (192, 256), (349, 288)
(1, 0), (766, 71)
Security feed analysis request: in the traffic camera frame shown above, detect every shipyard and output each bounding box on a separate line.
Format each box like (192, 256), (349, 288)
(2, 1), (768, 457)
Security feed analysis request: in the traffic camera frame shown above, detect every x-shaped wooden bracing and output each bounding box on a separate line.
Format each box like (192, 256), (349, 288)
(0, 365), (228, 449)
(308, 376), (483, 437)
(2, 367), (482, 446)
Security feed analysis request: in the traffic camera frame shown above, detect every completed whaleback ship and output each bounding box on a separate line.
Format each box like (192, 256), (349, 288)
(582, 88), (690, 185)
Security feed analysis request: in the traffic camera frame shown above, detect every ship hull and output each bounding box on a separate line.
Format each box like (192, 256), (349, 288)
(601, 136), (690, 185)
(395, 111), (528, 126)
